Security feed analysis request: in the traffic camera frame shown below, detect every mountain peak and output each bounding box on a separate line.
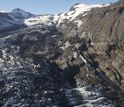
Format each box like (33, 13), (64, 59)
(69, 3), (88, 11)
(70, 3), (108, 11)
(12, 8), (34, 19)
(12, 8), (25, 12)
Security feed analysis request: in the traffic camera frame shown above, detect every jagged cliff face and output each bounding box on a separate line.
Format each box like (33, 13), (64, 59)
(58, 1), (124, 90)
(56, 1), (124, 105)
(0, 1), (124, 107)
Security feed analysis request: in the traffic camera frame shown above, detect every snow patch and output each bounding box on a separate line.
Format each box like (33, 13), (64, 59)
(79, 55), (87, 63)
(73, 52), (78, 58)
(74, 20), (83, 28)
(65, 85), (114, 107)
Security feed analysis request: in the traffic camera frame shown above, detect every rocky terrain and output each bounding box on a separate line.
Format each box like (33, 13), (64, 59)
(0, 0), (124, 107)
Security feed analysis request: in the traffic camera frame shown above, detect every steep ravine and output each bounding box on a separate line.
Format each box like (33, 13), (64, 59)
(0, 24), (116, 107)
(0, 0), (124, 107)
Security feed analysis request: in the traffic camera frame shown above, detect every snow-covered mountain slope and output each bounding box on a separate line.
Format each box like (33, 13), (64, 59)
(53, 3), (109, 27)
(0, 8), (55, 34)
(0, 8), (34, 32)
(24, 3), (109, 27)
(0, 3), (109, 33)
(24, 14), (54, 26)
(12, 8), (34, 19)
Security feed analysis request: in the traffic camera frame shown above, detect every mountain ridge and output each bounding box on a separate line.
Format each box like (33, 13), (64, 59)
(0, 3), (109, 34)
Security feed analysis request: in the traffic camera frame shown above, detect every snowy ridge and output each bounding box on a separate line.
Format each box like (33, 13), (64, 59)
(11, 8), (34, 19)
(0, 3), (110, 32)
(53, 3), (109, 27)
(0, 8), (34, 31)
(24, 15), (54, 26)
